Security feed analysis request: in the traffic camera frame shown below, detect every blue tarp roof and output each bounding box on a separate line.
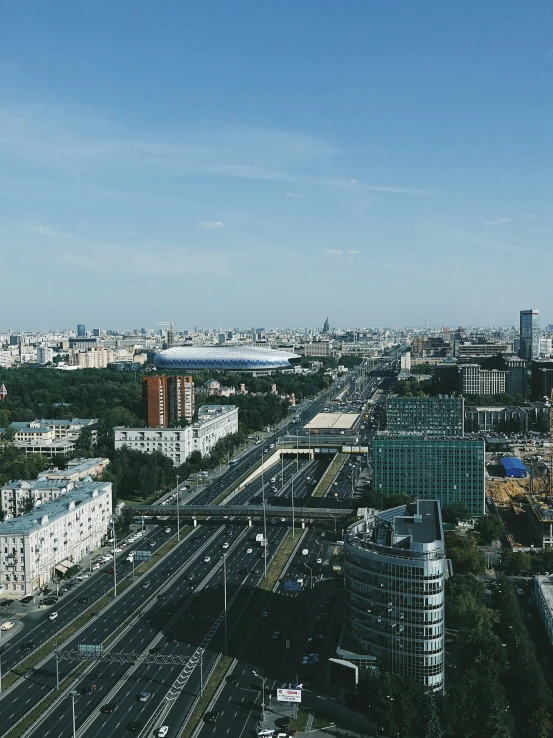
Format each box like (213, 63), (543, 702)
(500, 457), (527, 471)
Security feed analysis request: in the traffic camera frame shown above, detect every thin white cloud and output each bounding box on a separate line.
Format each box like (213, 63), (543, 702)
(349, 179), (358, 184)
(30, 224), (72, 239)
(285, 192), (303, 198)
(325, 248), (343, 255)
(347, 249), (360, 254)
(197, 221), (224, 229)
(485, 218), (511, 227)
(520, 213), (536, 220)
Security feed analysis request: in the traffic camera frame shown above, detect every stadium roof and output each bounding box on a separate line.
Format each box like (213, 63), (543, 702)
(154, 346), (301, 371)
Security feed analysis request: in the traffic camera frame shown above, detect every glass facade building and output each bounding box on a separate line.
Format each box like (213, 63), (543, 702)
(343, 501), (446, 692)
(520, 309), (540, 361)
(372, 436), (485, 516)
(386, 396), (464, 436)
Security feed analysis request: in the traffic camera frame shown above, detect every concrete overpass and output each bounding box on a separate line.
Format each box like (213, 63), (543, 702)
(126, 504), (357, 521)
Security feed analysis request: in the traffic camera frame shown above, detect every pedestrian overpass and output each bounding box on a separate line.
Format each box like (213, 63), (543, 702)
(126, 504), (357, 521)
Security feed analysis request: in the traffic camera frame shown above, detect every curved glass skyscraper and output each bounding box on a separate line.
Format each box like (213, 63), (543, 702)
(342, 500), (446, 692)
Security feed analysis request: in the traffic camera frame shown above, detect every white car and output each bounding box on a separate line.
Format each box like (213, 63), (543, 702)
(316, 558), (322, 564)
(204, 556), (211, 563)
(157, 727), (169, 738)
(246, 548), (253, 554)
(111, 548), (122, 554)
(165, 528), (171, 533)
(0, 621), (14, 631)
(48, 612), (58, 621)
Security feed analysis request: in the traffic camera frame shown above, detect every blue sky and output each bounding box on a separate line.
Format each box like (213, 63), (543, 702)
(1, 1), (553, 330)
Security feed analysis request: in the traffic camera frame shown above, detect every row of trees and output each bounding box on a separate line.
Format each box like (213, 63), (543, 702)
(501, 547), (553, 576)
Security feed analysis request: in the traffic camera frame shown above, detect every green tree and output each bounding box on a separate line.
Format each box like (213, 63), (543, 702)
(442, 503), (472, 525)
(474, 514), (503, 544)
(445, 532), (486, 575)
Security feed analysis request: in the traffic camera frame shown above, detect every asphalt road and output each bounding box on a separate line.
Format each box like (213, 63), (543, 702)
(17, 458), (328, 738)
(195, 527), (345, 738)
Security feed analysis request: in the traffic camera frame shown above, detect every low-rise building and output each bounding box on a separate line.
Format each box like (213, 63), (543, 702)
(0, 481), (113, 595)
(40, 457), (110, 482)
(1, 418), (98, 458)
(114, 404), (239, 465)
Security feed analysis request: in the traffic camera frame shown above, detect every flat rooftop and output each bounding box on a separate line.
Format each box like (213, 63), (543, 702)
(536, 576), (553, 614)
(304, 412), (360, 430)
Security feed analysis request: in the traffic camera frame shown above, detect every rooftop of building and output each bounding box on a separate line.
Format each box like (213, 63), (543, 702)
(304, 412), (360, 430)
(347, 500), (444, 555)
(1, 477), (74, 491)
(535, 575), (553, 612)
(0, 481), (112, 534)
(38, 457), (109, 478)
(374, 433), (481, 444)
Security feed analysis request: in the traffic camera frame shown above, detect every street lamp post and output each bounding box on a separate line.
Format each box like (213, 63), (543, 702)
(176, 475), (181, 542)
(111, 516), (117, 598)
(252, 671), (267, 724)
(69, 689), (78, 738)
(223, 553), (228, 655)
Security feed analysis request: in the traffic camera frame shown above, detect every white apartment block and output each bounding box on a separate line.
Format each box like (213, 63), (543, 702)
(71, 347), (135, 368)
(1, 478), (76, 517)
(0, 481), (113, 595)
(0, 351), (13, 368)
(460, 365), (507, 395)
(114, 405), (239, 466)
(36, 347), (54, 364)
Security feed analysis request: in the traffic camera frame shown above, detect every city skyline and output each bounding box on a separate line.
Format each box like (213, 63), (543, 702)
(2, 2), (553, 326)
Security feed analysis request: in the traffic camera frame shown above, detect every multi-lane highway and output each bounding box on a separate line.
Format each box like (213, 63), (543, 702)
(0, 385), (375, 738)
(2, 454), (328, 738)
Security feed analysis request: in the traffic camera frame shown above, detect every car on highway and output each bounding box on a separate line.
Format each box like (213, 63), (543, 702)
(517, 588), (524, 595)
(138, 691), (151, 702)
(157, 727), (169, 738)
(204, 711), (220, 723)
(83, 684), (97, 695)
(150, 541), (156, 547)
(246, 548), (253, 554)
(226, 674), (238, 683)
(141, 582), (150, 589)
(101, 702), (118, 713)
(316, 558), (322, 564)
(165, 528), (171, 533)
(79, 596), (90, 603)
(272, 630), (280, 639)
(127, 722), (143, 732)
(21, 640), (34, 651)
(48, 612), (58, 621)
(203, 556), (211, 563)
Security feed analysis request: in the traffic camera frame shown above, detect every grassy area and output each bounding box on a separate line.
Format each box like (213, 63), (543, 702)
(179, 655), (232, 738)
(312, 711), (335, 730)
(311, 453), (345, 504)
(179, 530), (304, 737)
(290, 708), (310, 732)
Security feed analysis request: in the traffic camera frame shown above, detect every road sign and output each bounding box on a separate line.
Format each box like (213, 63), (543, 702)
(285, 581), (302, 592)
(277, 688), (301, 703)
(78, 644), (103, 655)
(134, 551), (152, 562)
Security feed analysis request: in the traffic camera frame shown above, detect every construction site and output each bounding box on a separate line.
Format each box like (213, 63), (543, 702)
(488, 393), (553, 549)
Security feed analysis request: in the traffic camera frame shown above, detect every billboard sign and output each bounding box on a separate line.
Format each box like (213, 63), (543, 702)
(78, 644), (103, 655)
(285, 581), (302, 591)
(134, 551), (153, 562)
(277, 688), (301, 703)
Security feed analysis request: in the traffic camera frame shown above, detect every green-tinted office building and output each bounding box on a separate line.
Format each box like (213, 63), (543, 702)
(372, 435), (485, 516)
(386, 396), (464, 437)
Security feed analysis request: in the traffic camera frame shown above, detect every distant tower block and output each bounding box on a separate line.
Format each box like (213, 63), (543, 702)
(323, 317), (330, 334)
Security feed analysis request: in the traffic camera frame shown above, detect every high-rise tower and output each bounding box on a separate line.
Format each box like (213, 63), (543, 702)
(520, 309), (540, 360)
(142, 376), (194, 427)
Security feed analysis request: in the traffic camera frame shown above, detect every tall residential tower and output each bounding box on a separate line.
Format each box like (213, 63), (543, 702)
(142, 375), (194, 428)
